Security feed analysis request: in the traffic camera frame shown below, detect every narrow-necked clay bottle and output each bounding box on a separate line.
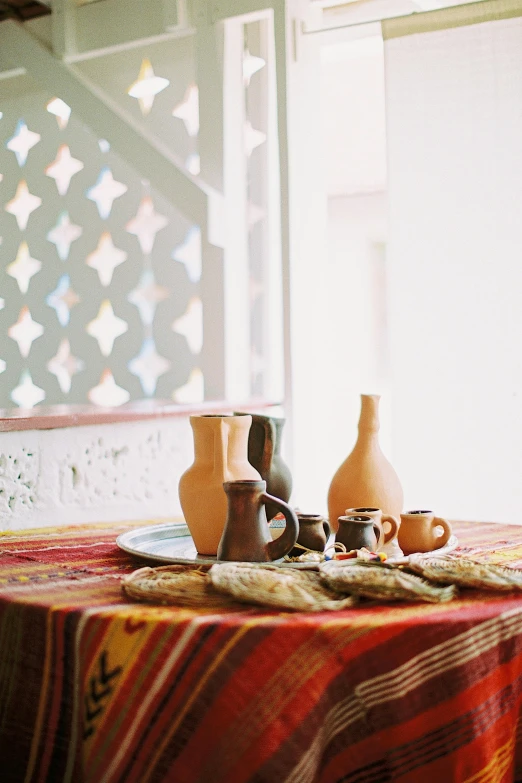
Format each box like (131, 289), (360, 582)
(327, 395), (403, 532)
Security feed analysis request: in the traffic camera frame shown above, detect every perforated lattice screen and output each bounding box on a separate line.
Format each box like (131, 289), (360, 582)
(0, 44), (205, 408)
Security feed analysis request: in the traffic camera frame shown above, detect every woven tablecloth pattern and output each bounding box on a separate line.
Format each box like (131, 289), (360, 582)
(2, 520), (522, 783)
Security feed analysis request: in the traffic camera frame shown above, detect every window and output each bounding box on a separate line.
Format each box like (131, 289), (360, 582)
(0, 1), (284, 410)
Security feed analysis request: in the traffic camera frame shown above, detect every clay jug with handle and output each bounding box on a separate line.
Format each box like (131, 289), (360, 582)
(178, 415), (261, 556)
(327, 395), (404, 533)
(234, 412), (292, 521)
(218, 480), (298, 562)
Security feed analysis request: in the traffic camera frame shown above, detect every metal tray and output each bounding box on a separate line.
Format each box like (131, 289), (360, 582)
(116, 523), (458, 569)
(116, 522), (317, 569)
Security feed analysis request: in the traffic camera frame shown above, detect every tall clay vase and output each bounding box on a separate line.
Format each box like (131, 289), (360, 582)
(234, 412), (293, 521)
(327, 395), (404, 533)
(178, 415), (261, 555)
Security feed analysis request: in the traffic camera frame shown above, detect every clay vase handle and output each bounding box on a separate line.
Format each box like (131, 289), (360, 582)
(372, 523), (382, 550)
(432, 517), (452, 548)
(258, 416), (276, 480)
(322, 519), (331, 541)
(264, 493), (299, 561)
(381, 515), (399, 545)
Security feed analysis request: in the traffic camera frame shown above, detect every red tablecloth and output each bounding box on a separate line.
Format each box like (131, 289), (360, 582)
(2, 520), (522, 783)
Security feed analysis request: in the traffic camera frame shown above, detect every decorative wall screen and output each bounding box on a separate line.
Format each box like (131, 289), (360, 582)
(0, 15), (282, 409)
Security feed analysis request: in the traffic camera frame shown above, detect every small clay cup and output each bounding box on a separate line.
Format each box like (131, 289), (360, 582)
(288, 513), (331, 557)
(398, 510), (452, 555)
(335, 515), (382, 552)
(345, 507), (399, 548)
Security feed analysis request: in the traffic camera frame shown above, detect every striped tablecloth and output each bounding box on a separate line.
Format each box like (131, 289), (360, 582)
(2, 520), (522, 783)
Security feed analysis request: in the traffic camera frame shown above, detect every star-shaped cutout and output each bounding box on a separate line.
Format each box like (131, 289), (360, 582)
(46, 98), (71, 130)
(126, 196), (168, 254)
(172, 367), (204, 403)
(128, 269), (169, 326)
(47, 338), (84, 393)
(8, 306), (44, 358)
(243, 50), (266, 86)
(128, 338), (170, 396)
(86, 167), (128, 219)
(5, 180), (42, 230)
(87, 300), (128, 356)
(6, 120), (40, 166)
(7, 241), (41, 294)
(88, 369), (130, 407)
(45, 145), (84, 196)
(11, 370), (45, 409)
(172, 84), (199, 137)
(47, 212), (82, 261)
(186, 153), (200, 176)
(127, 58), (170, 116)
(244, 121), (266, 156)
(87, 232), (127, 286)
(46, 274), (80, 326)
(172, 297), (203, 354)
(172, 226), (201, 283)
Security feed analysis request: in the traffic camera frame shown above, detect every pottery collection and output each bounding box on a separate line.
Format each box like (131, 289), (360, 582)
(177, 396), (446, 563)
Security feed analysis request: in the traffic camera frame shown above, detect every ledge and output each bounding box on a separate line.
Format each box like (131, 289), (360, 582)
(0, 399), (280, 432)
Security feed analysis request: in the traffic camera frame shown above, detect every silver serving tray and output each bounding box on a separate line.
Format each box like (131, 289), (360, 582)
(116, 523), (458, 569)
(116, 522), (318, 569)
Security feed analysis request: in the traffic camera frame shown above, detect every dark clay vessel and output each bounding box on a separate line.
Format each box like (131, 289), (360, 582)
(217, 480), (298, 562)
(234, 413), (292, 521)
(335, 515), (382, 552)
(289, 513), (331, 557)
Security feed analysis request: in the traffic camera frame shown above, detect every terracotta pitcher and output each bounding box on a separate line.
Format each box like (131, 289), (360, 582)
(234, 412), (292, 521)
(178, 415), (261, 555)
(327, 395), (403, 532)
(217, 480), (298, 562)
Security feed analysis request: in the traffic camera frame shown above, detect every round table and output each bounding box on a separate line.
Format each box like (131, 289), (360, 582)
(1, 519), (522, 783)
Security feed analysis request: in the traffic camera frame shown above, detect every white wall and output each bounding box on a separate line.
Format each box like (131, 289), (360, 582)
(289, 34), (393, 515)
(385, 16), (522, 523)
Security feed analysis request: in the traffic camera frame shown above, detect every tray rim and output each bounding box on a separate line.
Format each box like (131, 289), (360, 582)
(116, 523), (459, 570)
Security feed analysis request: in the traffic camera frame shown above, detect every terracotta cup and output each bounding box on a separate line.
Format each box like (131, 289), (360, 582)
(345, 507), (399, 548)
(335, 515), (382, 552)
(398, 510), (452, 555)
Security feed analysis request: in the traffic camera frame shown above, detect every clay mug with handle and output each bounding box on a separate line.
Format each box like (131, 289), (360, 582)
(398, 510), (452, 555)
(345, 507), (399, 548)
(335, 514), (382, 552)
(288, 513), (331, 557)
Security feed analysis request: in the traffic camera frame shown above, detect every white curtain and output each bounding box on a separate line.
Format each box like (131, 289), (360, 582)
(383, 4), (522, 522)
